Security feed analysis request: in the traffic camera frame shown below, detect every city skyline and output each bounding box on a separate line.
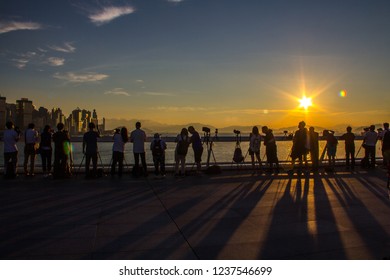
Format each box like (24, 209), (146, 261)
(1, 0), (389, 128)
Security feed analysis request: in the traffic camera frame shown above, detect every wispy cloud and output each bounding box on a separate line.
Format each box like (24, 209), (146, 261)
(53, 72), (109, 83)
(153, 106), (209, 112)
(46, 57), (65, 67)
(167, 0), (185, 3)
(12, 58), (30, 69)
(48, 42), (76, 53)
(0, 21), (42, 34)
(104, 88), (131, 96)
(142, 91), (176, 97)
(11, 51), (39, 69)
(88, 6), (135, 26)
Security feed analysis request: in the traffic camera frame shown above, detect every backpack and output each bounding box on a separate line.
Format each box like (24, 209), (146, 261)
(233, 147), (244, 163)
(177, 136), (189, 156)
(152, 140), (162, 157)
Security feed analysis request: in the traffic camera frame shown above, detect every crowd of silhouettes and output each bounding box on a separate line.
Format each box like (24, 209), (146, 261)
(2, 120), (390, 179)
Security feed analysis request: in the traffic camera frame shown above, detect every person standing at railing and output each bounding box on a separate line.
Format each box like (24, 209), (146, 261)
(261, 126), (279, 173)
(83, 122), (100, 178)
(309, 127), (319, 172)
(23, 123), (39, 177)
(188, 126), (203, 176)
(363, 125), (378, 168)
(150, 133), (167, 178)
(325, 130), (338, 171)
(379, 122), (390, 167)
(40, 125), (53, 178)
(340, 126), (355, 170)
(249, 126), (262, 173)
(130, 121), (148, 177)
(174, 128), (190, 177)
(290, 121), (309, 173)
(3, 121), (20, 179)
(111, 127), (128, 178)
(53, 123), (71, 179)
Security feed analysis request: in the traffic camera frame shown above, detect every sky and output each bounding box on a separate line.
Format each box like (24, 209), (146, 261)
(1, 0), (389, 129)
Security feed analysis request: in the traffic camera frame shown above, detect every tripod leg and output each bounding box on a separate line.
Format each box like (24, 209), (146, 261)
(98, 152), (105, 174)
(76, 155), (85, 177)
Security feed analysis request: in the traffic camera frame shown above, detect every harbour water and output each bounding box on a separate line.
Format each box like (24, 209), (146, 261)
(0, 139), (382, 167)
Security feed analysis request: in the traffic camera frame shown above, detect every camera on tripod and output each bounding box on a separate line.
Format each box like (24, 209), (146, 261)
(233, 129), (241, 135)
(202, 127), (211, 133)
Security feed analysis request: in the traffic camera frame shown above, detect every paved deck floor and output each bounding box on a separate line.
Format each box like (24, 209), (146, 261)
(1, 168), (389, 260)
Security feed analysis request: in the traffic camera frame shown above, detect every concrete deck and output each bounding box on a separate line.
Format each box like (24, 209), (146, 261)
(1, 168), (389, 260)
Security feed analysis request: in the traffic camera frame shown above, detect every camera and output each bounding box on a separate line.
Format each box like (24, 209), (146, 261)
(202, 127), (211, 133)
(233, 129), (241, 135)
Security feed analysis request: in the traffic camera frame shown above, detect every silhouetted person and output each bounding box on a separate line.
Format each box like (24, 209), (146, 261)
(381, 122), (390, 169)
(40, 125), (53, 177)
(130, 122), (148, 176)
(111, 127), (128, 177)
(262, 126), (279, 173)
(188, 126), (203, 175)
(309, 127), (319, 171)
(340, 126), (355, 170)
(83, 122), (100, 178)
(363, 125), (378, 168)
(23, 123), (39, 176)
(3, 121), (20, 179)
(150, 133), (167, 177)
(174, 128), (190, 177)
(53, 123), (71, 179)
(249, 126), (262, 172)
(291, 121), (309, 172)
(325, 130), (338, 170)
(379, 122), (390, 167)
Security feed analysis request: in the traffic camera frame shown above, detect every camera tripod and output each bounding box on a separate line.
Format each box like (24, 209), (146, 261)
(76, 152), (106, 177)
(203, 130), (218, 168)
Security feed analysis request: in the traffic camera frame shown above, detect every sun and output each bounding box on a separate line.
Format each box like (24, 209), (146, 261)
(299, 96), (312, 110)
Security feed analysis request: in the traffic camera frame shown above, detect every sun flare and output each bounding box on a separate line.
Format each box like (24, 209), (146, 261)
(299, 96), (312, 110)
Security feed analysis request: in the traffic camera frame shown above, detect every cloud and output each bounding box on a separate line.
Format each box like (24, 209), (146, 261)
(167, 0), (185, 3)
(154, 106), (209, 112)
(11, 51), (39, 69)
(104, 88), (131, 96)
(53, 72), (109, 83)
(46, 57), (65, 66)
(48, 42), (76, 53)
(142, 91), (176, 97)
(12, 58), (30, 69)
(88, 6), (135, 26)
(0, 21), (42, 34)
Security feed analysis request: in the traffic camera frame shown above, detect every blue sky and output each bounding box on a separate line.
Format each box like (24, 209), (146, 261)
(1, 0), (389, 128)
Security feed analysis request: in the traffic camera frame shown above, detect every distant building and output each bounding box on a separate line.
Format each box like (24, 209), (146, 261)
(91, 109), (98, 128)
(0, 96), (104, 135)
(0, 96), (6, 130)
(71, 108), (82, 134)
(16, 98), (33, 129)
(51, 108), (65, 127)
